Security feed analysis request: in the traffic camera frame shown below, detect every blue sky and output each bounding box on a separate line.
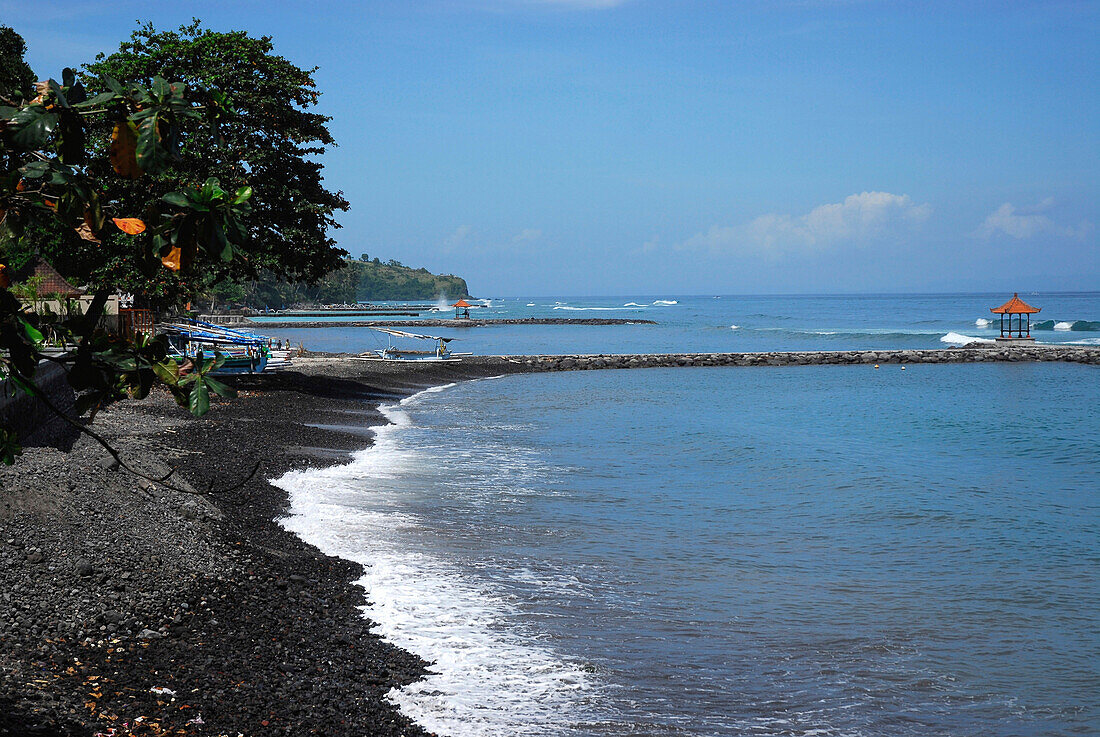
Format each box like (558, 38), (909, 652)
(6, 0), (1098, 296)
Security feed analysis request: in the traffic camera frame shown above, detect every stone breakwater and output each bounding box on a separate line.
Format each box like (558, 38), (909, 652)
(248, 317), (657, 329)
(510, 346), (1100, 371)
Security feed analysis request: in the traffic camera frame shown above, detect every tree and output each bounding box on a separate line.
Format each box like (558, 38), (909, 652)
(0, 26), (35, 103)
(0, 33), (252, 467)
(84, 21), (349, 290)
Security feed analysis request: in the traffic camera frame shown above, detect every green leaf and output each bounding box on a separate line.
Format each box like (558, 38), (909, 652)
(161, 191), (192, 209)
(104, 76), (125, 95)
(11, 110), (59, 149)
(48, 80), (69, 109)
(75, 91), (117, 108)
(189, 379), (210, 417)
(151, 76), (171, 101)
(204, 376), (237, 398)
(151, 359), (181, 386)
(232, 186), (253, 205)
(20, 161), (49, 178)
(135, 114), (168, 173)
(19, 319), (43, 344)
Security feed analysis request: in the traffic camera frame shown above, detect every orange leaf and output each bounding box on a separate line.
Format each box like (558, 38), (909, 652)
(161, 246), (182, 271)
(109, 121), (143, 179)
(112, 217), (146, 235)
(0, 264), (9, 289)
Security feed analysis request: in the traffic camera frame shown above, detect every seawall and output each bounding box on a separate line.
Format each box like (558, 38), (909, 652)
(505, 346), (1100, 371)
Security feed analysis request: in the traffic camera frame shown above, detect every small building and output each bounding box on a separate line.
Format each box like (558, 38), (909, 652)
(452, 299), (471, 319)
(990, 293), (1040, 344)
(10, 258), (123, 332)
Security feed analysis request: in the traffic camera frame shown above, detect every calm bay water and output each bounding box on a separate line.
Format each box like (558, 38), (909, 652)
(277, 359), (1099, 736)
(257, 292), (1100, 356)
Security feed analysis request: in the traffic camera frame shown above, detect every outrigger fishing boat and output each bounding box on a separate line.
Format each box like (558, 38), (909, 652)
(358, 327), (469, 362)
(159, 319), (292, 375)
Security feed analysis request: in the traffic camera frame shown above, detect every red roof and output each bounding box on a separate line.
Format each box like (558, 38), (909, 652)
(17, 258), (83, 297)
(990, 293), (1040, 314)
(452, 299), (471, 307)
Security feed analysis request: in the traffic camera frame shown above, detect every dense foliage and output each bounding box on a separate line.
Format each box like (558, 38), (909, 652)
(210, 258), (470, 308)
(84, 21), (349, 288)
(0, 24), (316, 466)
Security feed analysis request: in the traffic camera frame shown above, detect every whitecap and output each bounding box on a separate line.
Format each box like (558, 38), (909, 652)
(553, 305), (639, 311)
(623, 302), (646, 307)
(274, 386), (594, 736)
(1054, 321), (1073, 331)
(975, 318), (992, 327)
(526, 303), (535, 307)
(940, 332), (995, 345)
(651, 300), (678, 306)
(729, 325), (740, 330)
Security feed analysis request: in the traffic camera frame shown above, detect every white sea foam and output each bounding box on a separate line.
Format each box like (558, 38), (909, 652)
(526, 303), (535, 307)
(975, 318), (993, 327)
(940, 332), (995, 345)
(1067, 337), (1100, 345)
(274, 385), (593, 736)
(730, 325), (740, 330)
(553, 305), (636, 311)
(623, 302), (646, 307)
(652, 299), (678, 305)
(1054, 321), (1073, 331)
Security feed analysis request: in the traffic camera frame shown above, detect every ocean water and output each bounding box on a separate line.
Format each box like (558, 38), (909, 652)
(255, 292), (1100, 356)
(276, 361), (1099, 737)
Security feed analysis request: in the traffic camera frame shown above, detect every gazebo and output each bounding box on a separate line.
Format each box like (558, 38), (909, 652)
(452, 299), (471, 319)
(990, 293), (1040, 343)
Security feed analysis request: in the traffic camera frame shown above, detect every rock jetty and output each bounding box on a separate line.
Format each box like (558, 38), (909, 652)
(248, 317), (657, 329)
(510, 346), (1100, 371)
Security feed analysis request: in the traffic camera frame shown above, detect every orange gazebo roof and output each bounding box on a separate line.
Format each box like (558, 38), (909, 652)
(453, 299), (471, 307)
(990, 293), (1041, 314)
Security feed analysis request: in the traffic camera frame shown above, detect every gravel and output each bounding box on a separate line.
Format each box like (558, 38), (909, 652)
(0, 357), (513, 737)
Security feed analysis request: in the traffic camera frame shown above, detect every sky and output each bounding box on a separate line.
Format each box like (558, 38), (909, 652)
(5, 0), (1098, 296)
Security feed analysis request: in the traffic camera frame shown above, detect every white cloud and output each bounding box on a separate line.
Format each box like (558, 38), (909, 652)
(679, 191), (932, 256)
(512, 228), (542, 244)
(441, 225), (473, 252)
(974, 200), (1092, 241)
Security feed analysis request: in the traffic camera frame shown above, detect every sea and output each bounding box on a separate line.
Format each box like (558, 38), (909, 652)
(274, 293), (1099, 737)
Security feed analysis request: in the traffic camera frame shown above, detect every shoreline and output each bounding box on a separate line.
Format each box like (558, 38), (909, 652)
(1, 347), (1097, 735)
(0, 358), (509, 737)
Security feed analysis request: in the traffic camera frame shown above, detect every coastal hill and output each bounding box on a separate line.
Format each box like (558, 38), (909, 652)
(217, 257), (471, 308)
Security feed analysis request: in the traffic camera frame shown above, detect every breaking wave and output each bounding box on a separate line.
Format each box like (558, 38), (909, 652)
(940, 332), (995, 346)
(1032, 320), (1100, 331)
(275, 385), (594, 736)
(652, 300), (678, 306)
(553, 305), (642, 311)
